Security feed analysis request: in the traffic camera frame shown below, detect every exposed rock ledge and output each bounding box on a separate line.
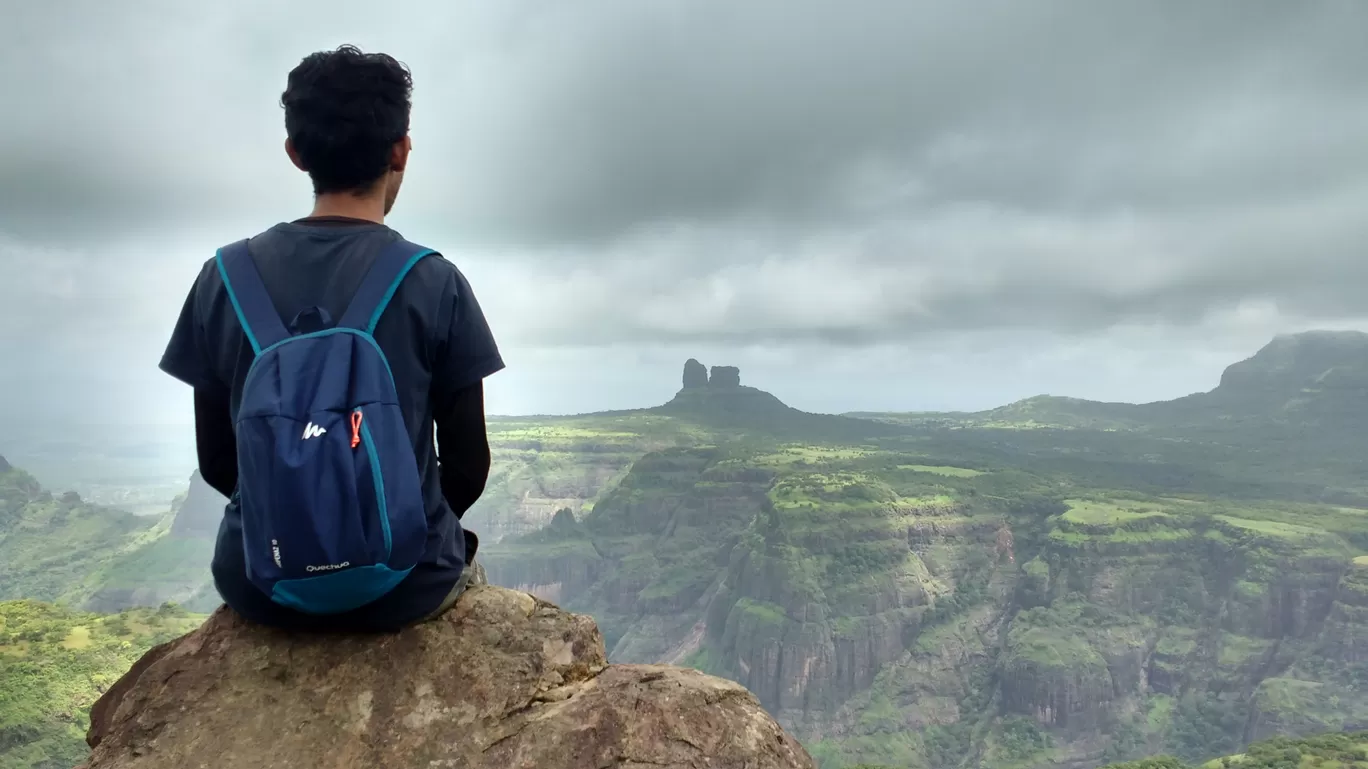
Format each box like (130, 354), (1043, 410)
(79, 586), (815, 769)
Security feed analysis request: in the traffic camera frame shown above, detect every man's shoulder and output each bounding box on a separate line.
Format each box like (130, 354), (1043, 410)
(398, 246), (473, 304)
(406, 246), (462, 280)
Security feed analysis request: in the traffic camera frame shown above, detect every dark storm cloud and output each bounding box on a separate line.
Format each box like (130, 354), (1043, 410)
(1, 0), (1366, 355)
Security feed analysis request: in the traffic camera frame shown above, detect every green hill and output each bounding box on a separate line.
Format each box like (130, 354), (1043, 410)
(0, 464), (219, 615)
(0, 467), (150, 604)
(863, 330), (1368, 436)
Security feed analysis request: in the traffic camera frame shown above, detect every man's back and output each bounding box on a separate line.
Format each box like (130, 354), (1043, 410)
(161, 216), (504, 630)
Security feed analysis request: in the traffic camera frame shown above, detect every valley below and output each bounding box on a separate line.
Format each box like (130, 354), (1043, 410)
(7, 333), (1368, 769)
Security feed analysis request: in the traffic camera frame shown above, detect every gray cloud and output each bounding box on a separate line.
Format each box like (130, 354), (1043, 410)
(1, 0), (1367, 423)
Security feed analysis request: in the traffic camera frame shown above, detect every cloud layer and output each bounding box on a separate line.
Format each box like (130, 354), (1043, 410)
(2, 0), (1366, 426)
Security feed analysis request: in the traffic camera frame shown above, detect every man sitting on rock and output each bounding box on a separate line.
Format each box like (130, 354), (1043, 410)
(158, 45), (504, 631)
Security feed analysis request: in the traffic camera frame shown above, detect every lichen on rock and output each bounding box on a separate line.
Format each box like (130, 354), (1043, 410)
(79, 586), (815, 769)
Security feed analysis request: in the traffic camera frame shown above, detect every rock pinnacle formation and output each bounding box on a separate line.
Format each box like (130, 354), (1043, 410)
(79, 586), (816, 769)
(682, 358), (709, 389)
(708, 365), (741, 388)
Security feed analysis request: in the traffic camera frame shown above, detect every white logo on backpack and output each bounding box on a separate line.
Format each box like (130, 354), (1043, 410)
(301, 422), (326, 440)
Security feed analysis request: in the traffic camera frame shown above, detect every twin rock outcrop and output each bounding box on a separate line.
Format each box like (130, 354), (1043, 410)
(682, 358), (741, 390)
(78, 586), (816, 769)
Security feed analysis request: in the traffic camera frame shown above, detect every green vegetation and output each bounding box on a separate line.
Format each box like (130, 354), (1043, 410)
(1103, 731), (1368, 769)
(15, 334), (1368, 768)
(479, 338), (1368, 769)
(901, 465), (985, 478)
(0, 467), (219, 615)
(0, 600), (203, 769)
(0, 468), (153, 605)
(1061, 498), (1170, 526)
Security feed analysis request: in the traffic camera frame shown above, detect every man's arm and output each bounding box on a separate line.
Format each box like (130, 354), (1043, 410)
(427, 256), (504, 519)
(161, 260), (238, 498)
(194, 384), (238, 498)
(434, 381), (491, 518)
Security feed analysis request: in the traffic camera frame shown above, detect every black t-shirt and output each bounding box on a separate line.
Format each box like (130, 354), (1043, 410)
(159, 218), (504, 631)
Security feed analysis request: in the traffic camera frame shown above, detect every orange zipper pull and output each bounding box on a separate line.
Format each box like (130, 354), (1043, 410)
(350, 410), (363, 448)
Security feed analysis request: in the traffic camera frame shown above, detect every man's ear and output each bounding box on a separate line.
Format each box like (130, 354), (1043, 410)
(285, 138), (308, 172)
(390, 135), (411, 172)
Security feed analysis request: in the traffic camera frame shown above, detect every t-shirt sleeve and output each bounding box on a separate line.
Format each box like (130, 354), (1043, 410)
(159, 261), (220, 391)
(431, 261), (505, 399)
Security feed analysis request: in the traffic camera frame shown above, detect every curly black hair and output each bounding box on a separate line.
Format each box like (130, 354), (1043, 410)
(280, 45), (413, 195)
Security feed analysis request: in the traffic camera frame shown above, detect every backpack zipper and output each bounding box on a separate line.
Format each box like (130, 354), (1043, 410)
(350, 409), (364, 448)
(357, 419), (392, 558)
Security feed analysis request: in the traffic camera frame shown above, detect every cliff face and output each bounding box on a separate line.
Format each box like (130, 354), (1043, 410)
(79, 587), (816, 769)
(460, 414), (693, 543)
(0, 464), (221, 615)
(484, 449), (1013, 739)
(483, 441), (1368, 769)
(166, 470), (225, 538)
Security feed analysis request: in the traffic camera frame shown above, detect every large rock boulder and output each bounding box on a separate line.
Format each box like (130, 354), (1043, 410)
(682, 358), (709, 389)
(79, 586), (816, 769)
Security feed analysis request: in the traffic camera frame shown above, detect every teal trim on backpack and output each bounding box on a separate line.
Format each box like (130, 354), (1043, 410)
(270, 564), (414, 615)
(359, 418), (391, 559)
(366, 249), (435, 333)
(239, 328), (398, 404)
(215, 249), (262, 355)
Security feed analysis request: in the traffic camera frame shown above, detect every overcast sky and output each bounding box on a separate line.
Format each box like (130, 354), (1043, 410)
(2, 0), (1367, 443)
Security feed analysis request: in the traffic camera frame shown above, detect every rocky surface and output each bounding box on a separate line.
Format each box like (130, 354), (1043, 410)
(683, 358), (709, 389)
(0, 453), (10, 473)
(78, 586), (816, 769)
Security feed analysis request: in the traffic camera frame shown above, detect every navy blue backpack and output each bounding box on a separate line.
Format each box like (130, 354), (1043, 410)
(216, 237), (433, 615)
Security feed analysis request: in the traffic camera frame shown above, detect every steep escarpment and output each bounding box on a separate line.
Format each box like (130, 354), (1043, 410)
(485, 445), (1028, 747)
(0, 465), (151, 604)
(166, 471), (225, 538)
(78, 587), (816, 769)
(491, 440), (1368, 769)
(1238, 556), (1368, 744)
(77, 473), (223, 614)
(702, 472), (1009, 728)
(487, 447), (773, 662)
(0, 462), (219, 615)
(463, 413), (702, 543)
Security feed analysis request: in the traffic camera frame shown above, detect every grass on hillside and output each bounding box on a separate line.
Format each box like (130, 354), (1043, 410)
(1102, 730), (1368, 769)
(0, 600), (204, 769)
(1061, 498), (1170, 526)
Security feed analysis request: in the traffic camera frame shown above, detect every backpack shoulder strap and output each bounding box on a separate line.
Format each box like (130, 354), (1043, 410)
(338, 238), (438, 333)
(215, 239), (290, 354)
